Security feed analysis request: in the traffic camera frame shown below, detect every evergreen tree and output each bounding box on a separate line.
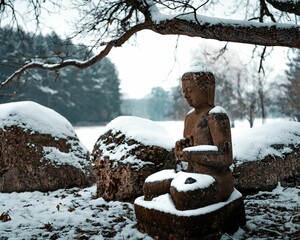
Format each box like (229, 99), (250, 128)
(282, 50), (300, 121)
(147, 87), (172, 121)
(169, 86), (191, 120)
(0, 27), (121, 124)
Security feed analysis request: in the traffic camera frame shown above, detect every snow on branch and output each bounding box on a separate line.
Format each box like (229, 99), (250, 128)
(149, 13), (300, 48)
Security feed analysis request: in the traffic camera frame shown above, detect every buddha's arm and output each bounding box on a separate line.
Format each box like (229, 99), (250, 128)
(206, 112), (233, 167)
(183, 113), (233, 168)
(175, 114), (194, 161)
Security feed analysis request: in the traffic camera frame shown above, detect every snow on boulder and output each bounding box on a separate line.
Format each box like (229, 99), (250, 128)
(92, 116), (175, 202)
(232, 121), (300, 194)
(0, 101), (94, 192)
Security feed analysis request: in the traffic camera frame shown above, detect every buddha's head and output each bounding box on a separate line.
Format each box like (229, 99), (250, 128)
(181, 70), (215, 109)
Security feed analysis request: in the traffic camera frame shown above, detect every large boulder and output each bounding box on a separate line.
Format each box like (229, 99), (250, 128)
(0, 101), (94, 192)
(232, 121), (300, 194)
(92, 116), (175, 202)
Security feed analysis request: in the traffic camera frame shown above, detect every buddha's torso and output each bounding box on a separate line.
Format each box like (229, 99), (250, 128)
(183, 108), (213, 146)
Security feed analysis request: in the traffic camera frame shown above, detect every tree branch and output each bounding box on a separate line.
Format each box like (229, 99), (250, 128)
(0, 23), (149, 89)
(150, 15), (300, 48)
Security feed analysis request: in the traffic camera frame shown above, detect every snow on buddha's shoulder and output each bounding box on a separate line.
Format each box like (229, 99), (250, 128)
(209, 106), (227, 114)
(187, 108), (195, 116)
(0, 101), (76, 139)
(104, 116), (174, 150)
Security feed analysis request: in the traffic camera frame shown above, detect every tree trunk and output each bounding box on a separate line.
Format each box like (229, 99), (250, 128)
(258, 90), (266, 124)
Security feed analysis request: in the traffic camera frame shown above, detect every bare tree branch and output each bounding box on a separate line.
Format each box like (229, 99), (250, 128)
(258, 46), (267, 74)
(266, 0), (300, 16)
(1, 0), (300, 90)
(150, 16), (300, 48)
(0, 23), (149, 89)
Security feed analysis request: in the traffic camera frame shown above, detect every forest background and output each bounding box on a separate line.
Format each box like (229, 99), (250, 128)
(0, 27), (299, 126)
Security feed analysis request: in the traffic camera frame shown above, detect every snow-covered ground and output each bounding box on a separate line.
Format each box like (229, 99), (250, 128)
(0, 182), (299, 239)
(1, 117), (299, 239)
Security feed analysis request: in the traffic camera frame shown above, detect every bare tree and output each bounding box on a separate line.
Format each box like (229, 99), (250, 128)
(191, 44), (276, 126)
(0, 0), (299, 90)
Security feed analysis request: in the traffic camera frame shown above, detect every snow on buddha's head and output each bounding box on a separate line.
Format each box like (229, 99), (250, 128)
(184, 62), (210, 74)
(181, 62), (215, 90)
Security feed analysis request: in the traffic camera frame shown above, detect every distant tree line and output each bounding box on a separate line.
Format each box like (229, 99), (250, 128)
(123, 49), (300, 126)
(281, 50), (300, 122)
(0, 27), (121, 125)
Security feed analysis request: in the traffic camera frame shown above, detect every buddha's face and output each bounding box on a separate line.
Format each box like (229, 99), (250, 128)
(182, 79), (208, 109)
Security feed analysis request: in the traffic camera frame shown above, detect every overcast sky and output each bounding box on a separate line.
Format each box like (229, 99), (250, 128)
(108, 31), (204, 99)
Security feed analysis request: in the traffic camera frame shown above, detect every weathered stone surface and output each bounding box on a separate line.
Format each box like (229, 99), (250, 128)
(233, 146), (300, 194)
(143, 178), (173, 201)
(135, 191), (246, 240)
(92, 117), (175, 202)
(0, 101), (94, 192)
(232, 122), (300, 195)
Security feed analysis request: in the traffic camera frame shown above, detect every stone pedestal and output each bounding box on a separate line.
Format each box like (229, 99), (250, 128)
(134, 189), (246, 240)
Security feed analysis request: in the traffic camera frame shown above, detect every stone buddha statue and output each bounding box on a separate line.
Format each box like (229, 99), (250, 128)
(135, 66), (246, 239)
(143, 67), (234, 210)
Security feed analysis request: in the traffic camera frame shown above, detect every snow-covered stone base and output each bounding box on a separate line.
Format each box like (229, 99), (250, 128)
(134, 189), (246, 239)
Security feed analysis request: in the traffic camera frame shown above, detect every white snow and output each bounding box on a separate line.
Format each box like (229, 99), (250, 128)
(145, 169), (177, 183)
(42, 146), (87, 171)
(233, 121), (300, 165)
(104, 116), (174, 150)
(0, 182), (298, 239)
(147, 1), (298, 30)
(134, 188), (242, 217)
(170, 172), (215, 192)
(183, 145), (218, 153)
(0, 101), (76, 139)
(209, 106), (227, 114)
(0, 185), (152, 240)
(183, 62), (210, 73)
(39, 86), (58, 95)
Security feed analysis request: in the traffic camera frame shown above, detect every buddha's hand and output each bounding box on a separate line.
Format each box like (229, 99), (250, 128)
(175, 135), (194, 161)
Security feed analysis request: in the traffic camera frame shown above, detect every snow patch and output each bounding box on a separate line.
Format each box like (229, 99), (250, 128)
(145, 169), (177, 183)
(39, 86), (58, 95)
(171, 172), (215, 192)
(209, 106), (227, 114)
(183, 145), (218, 153)
(104, 116), (174, 150)
(0, 101), (76, 139)
(233, 121), (300, 165)
(183, 62), (210, 73)
(134, 189), (242, 216)
(42, 147), (87, 171)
